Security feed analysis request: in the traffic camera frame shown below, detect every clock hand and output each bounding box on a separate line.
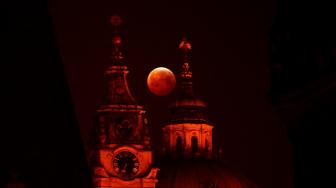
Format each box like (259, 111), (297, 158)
(122, 163), (127, 172)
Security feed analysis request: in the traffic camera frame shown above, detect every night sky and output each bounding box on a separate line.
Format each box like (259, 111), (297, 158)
(49, 0), (293, 187)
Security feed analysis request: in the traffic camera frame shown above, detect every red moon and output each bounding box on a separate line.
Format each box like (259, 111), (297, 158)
(147, 67), (176, 96)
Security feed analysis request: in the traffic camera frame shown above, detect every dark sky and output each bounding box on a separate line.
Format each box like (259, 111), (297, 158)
(50, 0), (293, 187)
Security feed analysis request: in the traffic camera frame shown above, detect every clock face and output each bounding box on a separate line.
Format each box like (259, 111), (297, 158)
(112, 151), (140, 180)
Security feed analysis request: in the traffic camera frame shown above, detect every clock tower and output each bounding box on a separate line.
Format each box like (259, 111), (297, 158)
(90, 16), (159, 188)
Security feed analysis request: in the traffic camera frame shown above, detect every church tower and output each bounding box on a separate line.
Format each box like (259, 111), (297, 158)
(162, 37), (214, 159)
(157, 36), (258, 188)
(91, 16), (159, 188)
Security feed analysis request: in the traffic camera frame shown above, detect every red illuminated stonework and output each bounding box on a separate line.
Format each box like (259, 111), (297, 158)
(90, 16), (258, 188)
(90, 16), (158, 188)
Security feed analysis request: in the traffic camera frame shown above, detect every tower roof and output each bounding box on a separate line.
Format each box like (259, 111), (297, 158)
(101, 15), (137, 105)
(168, 36), (210, 124)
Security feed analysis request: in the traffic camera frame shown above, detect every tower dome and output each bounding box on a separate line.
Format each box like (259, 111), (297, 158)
(169, 36), (209, 124)
(162, 36), (213, 159)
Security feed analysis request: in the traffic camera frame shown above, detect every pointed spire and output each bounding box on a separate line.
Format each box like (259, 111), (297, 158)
(110, 15), (123, 63)
(178, 35), (194, 97)
(179, 35), (192, 79)
(103, 15), (137, 105)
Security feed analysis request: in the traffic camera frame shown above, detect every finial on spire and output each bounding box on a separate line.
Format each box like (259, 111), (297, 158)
(179, 35), (192, 52)
(110, 15), (123, 63)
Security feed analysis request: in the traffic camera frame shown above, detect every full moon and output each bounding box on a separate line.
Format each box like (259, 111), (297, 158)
(147, 67), (176, 96)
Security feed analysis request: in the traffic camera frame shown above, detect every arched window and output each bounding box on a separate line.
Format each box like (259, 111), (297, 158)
(176, 136), (183, 155)
(191, 136), (198, 153)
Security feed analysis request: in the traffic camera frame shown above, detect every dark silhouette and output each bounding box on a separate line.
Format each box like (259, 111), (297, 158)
(269, 0), (336, 187)
(1, 0), (92, 187)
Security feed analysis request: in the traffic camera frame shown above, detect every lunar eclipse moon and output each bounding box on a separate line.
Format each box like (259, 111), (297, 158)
(147, 67), (176, 96)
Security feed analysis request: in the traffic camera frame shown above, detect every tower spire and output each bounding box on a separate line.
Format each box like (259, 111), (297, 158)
(178, 35), (194, 97)
(103, 15), (136, 105)
(162, 35), (213, 160)
(179, 35), (192, 79)
(110, 15), (123, 63)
